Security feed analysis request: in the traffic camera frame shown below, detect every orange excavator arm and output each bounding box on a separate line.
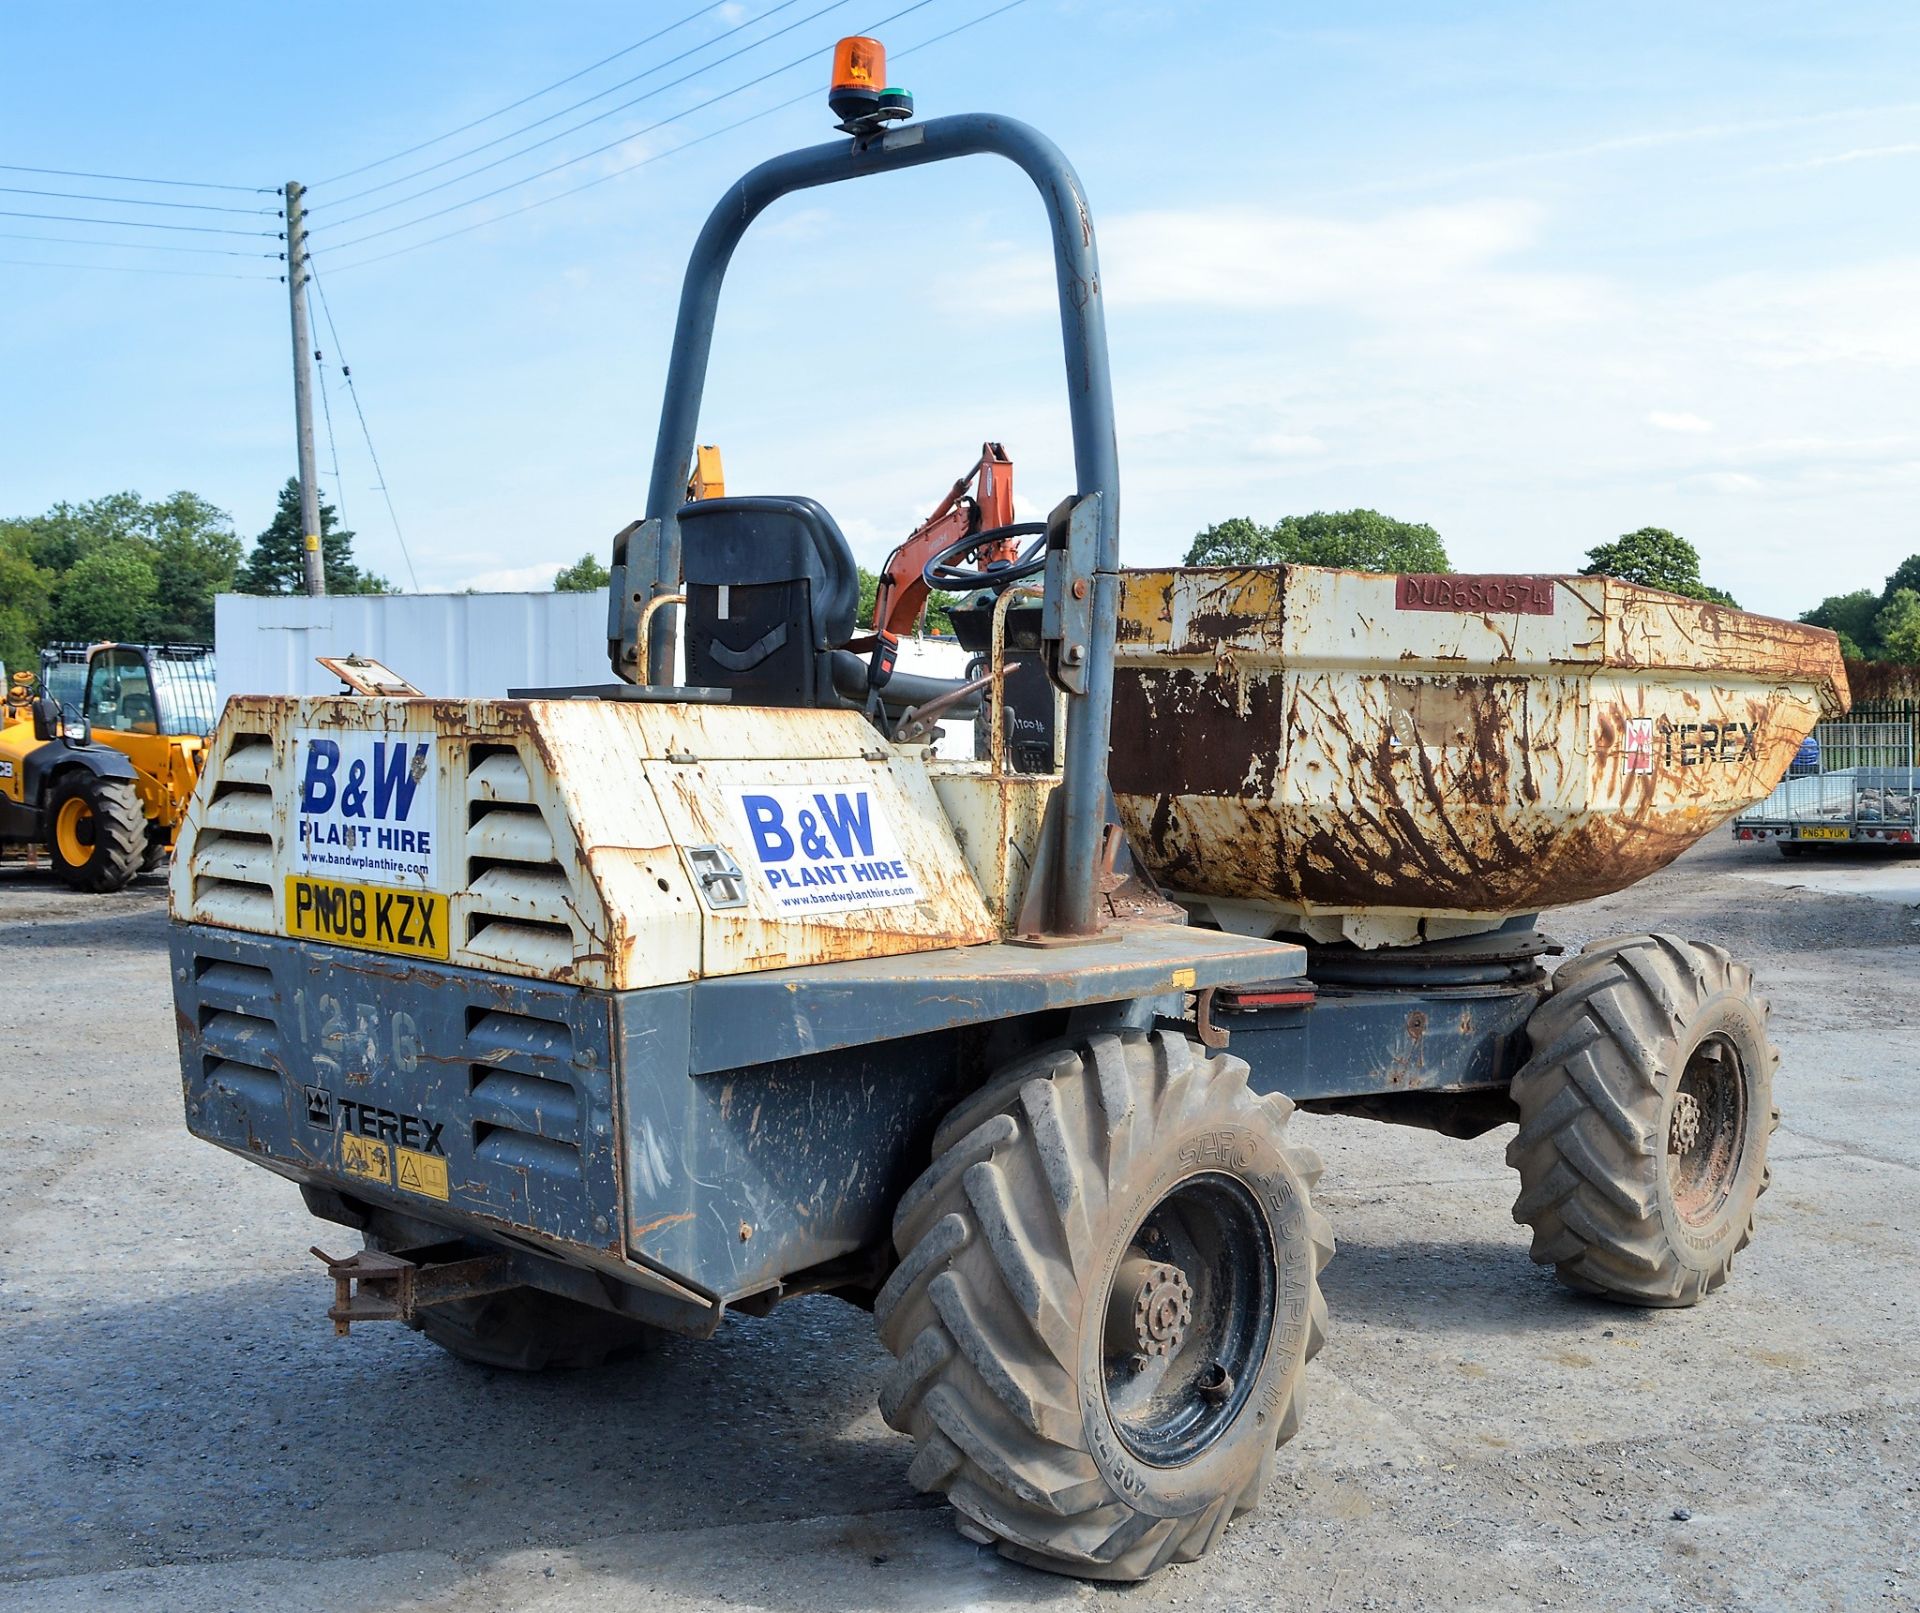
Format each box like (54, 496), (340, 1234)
(869, 442), (1017, 643)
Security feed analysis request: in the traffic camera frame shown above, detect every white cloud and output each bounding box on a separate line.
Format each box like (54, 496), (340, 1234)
(1768, 141), (1920, 173)
(1691, 471), (1764, 494)
(456, 562), (567, 592)
(948, 200), (1606, 327)
(759, 206), (833, 242)
(1687, 261), (1920, 368)
(1253, 433), (1327, 456)
(1647, 411), (1714, 433)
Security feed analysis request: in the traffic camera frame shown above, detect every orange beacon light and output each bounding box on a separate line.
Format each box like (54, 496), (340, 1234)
(829, 36), (885, 124)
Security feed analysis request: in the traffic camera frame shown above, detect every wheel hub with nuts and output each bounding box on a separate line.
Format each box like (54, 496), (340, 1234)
(1667, 1036), (1749, 1227)
(1669, 1090), (1704, 1155)
(1100, 1173), (1277, 1467)
(1110, 1256), (1194, 1359)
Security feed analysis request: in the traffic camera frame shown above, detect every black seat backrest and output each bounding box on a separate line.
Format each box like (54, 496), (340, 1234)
(679, 496), (860, 707)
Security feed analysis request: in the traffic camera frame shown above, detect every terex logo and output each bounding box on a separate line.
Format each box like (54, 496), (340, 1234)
(336, 1099), (445, 1156)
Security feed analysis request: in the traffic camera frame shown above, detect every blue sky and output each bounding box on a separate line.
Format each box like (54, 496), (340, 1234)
(2, 1), (1917, 617)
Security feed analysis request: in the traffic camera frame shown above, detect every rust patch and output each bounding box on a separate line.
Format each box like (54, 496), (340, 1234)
(629, 1210), (696, 1242)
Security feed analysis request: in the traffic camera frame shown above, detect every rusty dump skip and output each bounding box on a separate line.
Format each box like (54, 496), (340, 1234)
(1110, 566), (1849, 946)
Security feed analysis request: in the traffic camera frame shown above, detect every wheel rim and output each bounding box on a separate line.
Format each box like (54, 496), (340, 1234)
(54, 796), (96, 865)
(1101, 1172), (1275, 1466)
(1668, 1034), (1748, 1227)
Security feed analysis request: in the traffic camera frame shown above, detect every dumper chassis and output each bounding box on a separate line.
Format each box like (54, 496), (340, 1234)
(173, 74), (1821, 1581)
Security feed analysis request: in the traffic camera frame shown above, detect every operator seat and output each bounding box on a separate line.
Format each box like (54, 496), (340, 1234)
(679, 495), (859, 708)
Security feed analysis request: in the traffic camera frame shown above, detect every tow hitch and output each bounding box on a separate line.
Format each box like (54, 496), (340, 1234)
(311, 1245), (518, 1337)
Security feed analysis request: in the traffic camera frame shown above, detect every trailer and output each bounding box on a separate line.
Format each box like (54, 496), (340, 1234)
(1733, 702), (1918, 851)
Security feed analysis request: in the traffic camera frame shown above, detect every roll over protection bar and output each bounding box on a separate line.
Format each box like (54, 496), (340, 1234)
(610, 114), (1121, 935)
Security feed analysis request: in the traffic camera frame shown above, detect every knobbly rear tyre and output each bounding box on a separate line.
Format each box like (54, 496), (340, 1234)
(47, 771), (144, 892)
(417, 1287), (664, 1371)
(1508, 934), (1778, 1306)
(877, 1029), (1333, 1580)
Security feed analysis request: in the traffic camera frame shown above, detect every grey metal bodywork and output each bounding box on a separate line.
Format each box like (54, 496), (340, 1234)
(173, 920), (1306, 1326)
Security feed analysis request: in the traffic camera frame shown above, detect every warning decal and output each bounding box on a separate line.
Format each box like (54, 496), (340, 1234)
(396, 1146), (450, 1201)
(1624, 717), (1655, 775)
(723, 782), (924, 914)
(340, 1133), (393, 1186)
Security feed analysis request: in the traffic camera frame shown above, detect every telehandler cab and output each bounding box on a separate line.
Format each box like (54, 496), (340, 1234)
(0, 666), (148, 891)
(172, 37), (1841, 1580)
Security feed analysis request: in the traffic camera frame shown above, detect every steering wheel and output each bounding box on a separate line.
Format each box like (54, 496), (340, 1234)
(922, 522), (1049, 592)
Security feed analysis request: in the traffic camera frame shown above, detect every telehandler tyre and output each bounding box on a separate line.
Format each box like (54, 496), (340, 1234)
(1508, 934), (1778, 1307)
(47, 771), (145, 892)
(416, 1287), (663, 1372)
(877, 1029), (1333, 1580)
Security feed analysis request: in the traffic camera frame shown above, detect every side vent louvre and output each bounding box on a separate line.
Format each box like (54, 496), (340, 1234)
(193, 955), (282, 1109)
(193, 733), (277, 930)
(466, 1008), (584, 1180)
(463, 745), (577, 974)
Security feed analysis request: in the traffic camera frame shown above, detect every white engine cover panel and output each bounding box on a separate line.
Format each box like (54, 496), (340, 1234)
(171, 695), (994, 988)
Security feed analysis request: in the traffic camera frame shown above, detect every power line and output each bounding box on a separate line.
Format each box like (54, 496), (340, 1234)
(0, 255), (274, 280)
(312, 0), (817, 209)
(311, 0), (851, 229)
(0, 184), (279, 214)
(307, 260), (422, 591)
(0, 161), (272, 194)
(319, 0), (934, 254)
(314, 1), (731, 187)
(0, 207), (282, 238)
(0, 229), (282, 258)
(324, 0), (1030, 275)
(314, 342), (350, 538)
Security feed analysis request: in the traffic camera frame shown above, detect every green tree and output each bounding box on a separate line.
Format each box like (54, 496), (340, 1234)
(854, 565), (960, 635)
(1, 489), (239, 656)
(238, 478), (388, 596)
(146, 491), (242, 641)
(1185, 509), (1450, 572)
(1882, 554), (1920, 601)
(552, 552), (610, 591)
(1582, 526), (1737, 606)
(0, 531), (53, 674)
(9, 491), (148, 574)
(1801, 589), (1882, 660)
(1873, 588), (1920, 663)
(1, 489), (239, 647)
(48, 547), (159, 642)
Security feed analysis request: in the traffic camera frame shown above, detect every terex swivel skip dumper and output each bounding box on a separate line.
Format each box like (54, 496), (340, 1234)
(172, 41), (1845, 1581)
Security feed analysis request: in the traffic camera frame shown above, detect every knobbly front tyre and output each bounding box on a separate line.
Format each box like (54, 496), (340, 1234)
(47, 771), (144, 892)
(1507, 934), (1779, 1307)
(876, 1029), (1333, 1580)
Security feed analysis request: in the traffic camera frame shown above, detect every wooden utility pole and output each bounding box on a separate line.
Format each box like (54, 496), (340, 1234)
(284, 181), (325, 596)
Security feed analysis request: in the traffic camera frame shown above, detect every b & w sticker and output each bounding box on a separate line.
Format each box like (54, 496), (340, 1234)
(724, 782), (923, 913)
(293, 729), (439, 886)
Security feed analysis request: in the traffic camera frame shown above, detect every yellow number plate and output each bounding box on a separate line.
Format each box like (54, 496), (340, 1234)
(1797, 826), (1850, 841)
(285, 876), (449, 960)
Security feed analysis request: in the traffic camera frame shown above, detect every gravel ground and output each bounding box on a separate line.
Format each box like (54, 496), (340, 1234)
(1, 838), (1915, 1612)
